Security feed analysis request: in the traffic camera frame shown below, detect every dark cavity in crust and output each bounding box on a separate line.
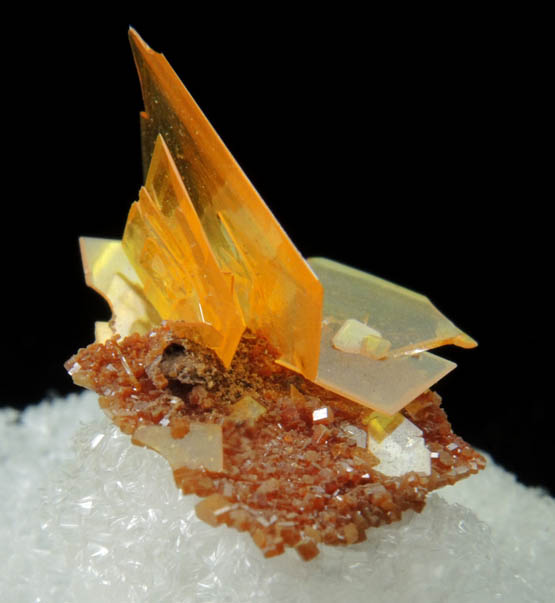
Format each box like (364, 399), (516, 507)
(65, 321), (486, 561)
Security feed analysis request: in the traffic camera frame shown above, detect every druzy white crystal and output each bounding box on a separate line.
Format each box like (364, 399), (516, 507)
(2, 393), (554, 602)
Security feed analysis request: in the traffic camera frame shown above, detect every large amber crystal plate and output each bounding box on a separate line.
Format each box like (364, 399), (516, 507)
(307, 257), (475, 414)
(309, 257), (476, 357)
(123, 135), (244, 367)
(127, 29), (323, 380)
(315, 322), (456, 414)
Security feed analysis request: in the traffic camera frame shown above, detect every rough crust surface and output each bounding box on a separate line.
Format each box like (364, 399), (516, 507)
(66, 322), (486, 560)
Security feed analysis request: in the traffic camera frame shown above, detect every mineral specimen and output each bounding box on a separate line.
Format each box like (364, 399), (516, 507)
(65, 29), (485, 560)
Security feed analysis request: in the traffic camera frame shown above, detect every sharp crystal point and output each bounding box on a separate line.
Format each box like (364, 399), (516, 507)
(127, 28), (323, 379)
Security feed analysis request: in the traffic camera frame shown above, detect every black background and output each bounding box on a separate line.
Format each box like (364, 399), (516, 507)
(2, 15), (551, 494)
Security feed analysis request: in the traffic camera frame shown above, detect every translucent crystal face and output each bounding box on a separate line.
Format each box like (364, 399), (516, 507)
(123, 136), (244, 367)
(79, 237), (161, 341)
(127, 29), (323, 380)
(308, 257), (476, 357)
(304, 256), (475, 413)
(132, 423), (223, 472)
(367, 417), (431, 477)
(314, 321), (456, 414)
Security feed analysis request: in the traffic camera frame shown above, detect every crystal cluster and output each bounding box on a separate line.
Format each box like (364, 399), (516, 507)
(66, 29), (484, 560)
(66, 323), (485, 560)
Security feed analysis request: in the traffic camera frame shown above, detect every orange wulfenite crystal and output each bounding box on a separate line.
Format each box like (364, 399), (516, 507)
(127, 29), (323, 380)
(123, 135), (244, 367)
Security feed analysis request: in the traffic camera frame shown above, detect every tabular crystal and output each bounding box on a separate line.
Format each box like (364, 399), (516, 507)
(123, 136), (244, 367)
(128, 28), (323, 379)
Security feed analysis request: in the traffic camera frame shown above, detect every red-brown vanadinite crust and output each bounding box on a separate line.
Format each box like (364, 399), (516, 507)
(65, 322), (486, 561)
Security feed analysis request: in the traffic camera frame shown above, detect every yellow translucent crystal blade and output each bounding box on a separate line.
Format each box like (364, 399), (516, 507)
(315, 322), (456, 415)
(128, 29), (323, 379)
(79, 237), (161, 340)
(122, 136), (245, 367)
(309, 257), (476, 357)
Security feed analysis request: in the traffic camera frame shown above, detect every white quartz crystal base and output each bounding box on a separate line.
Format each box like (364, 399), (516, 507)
(1, 392), (553, 603)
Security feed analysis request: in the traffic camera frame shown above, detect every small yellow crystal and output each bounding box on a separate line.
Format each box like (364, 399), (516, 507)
(229, 395), (267, 423)
(332, 318), (391, 360)
(361, 334), (392, 360)
(362, 410), (405, 443)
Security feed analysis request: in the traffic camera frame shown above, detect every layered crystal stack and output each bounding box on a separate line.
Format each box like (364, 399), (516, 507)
(66, 29), (484, 560)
